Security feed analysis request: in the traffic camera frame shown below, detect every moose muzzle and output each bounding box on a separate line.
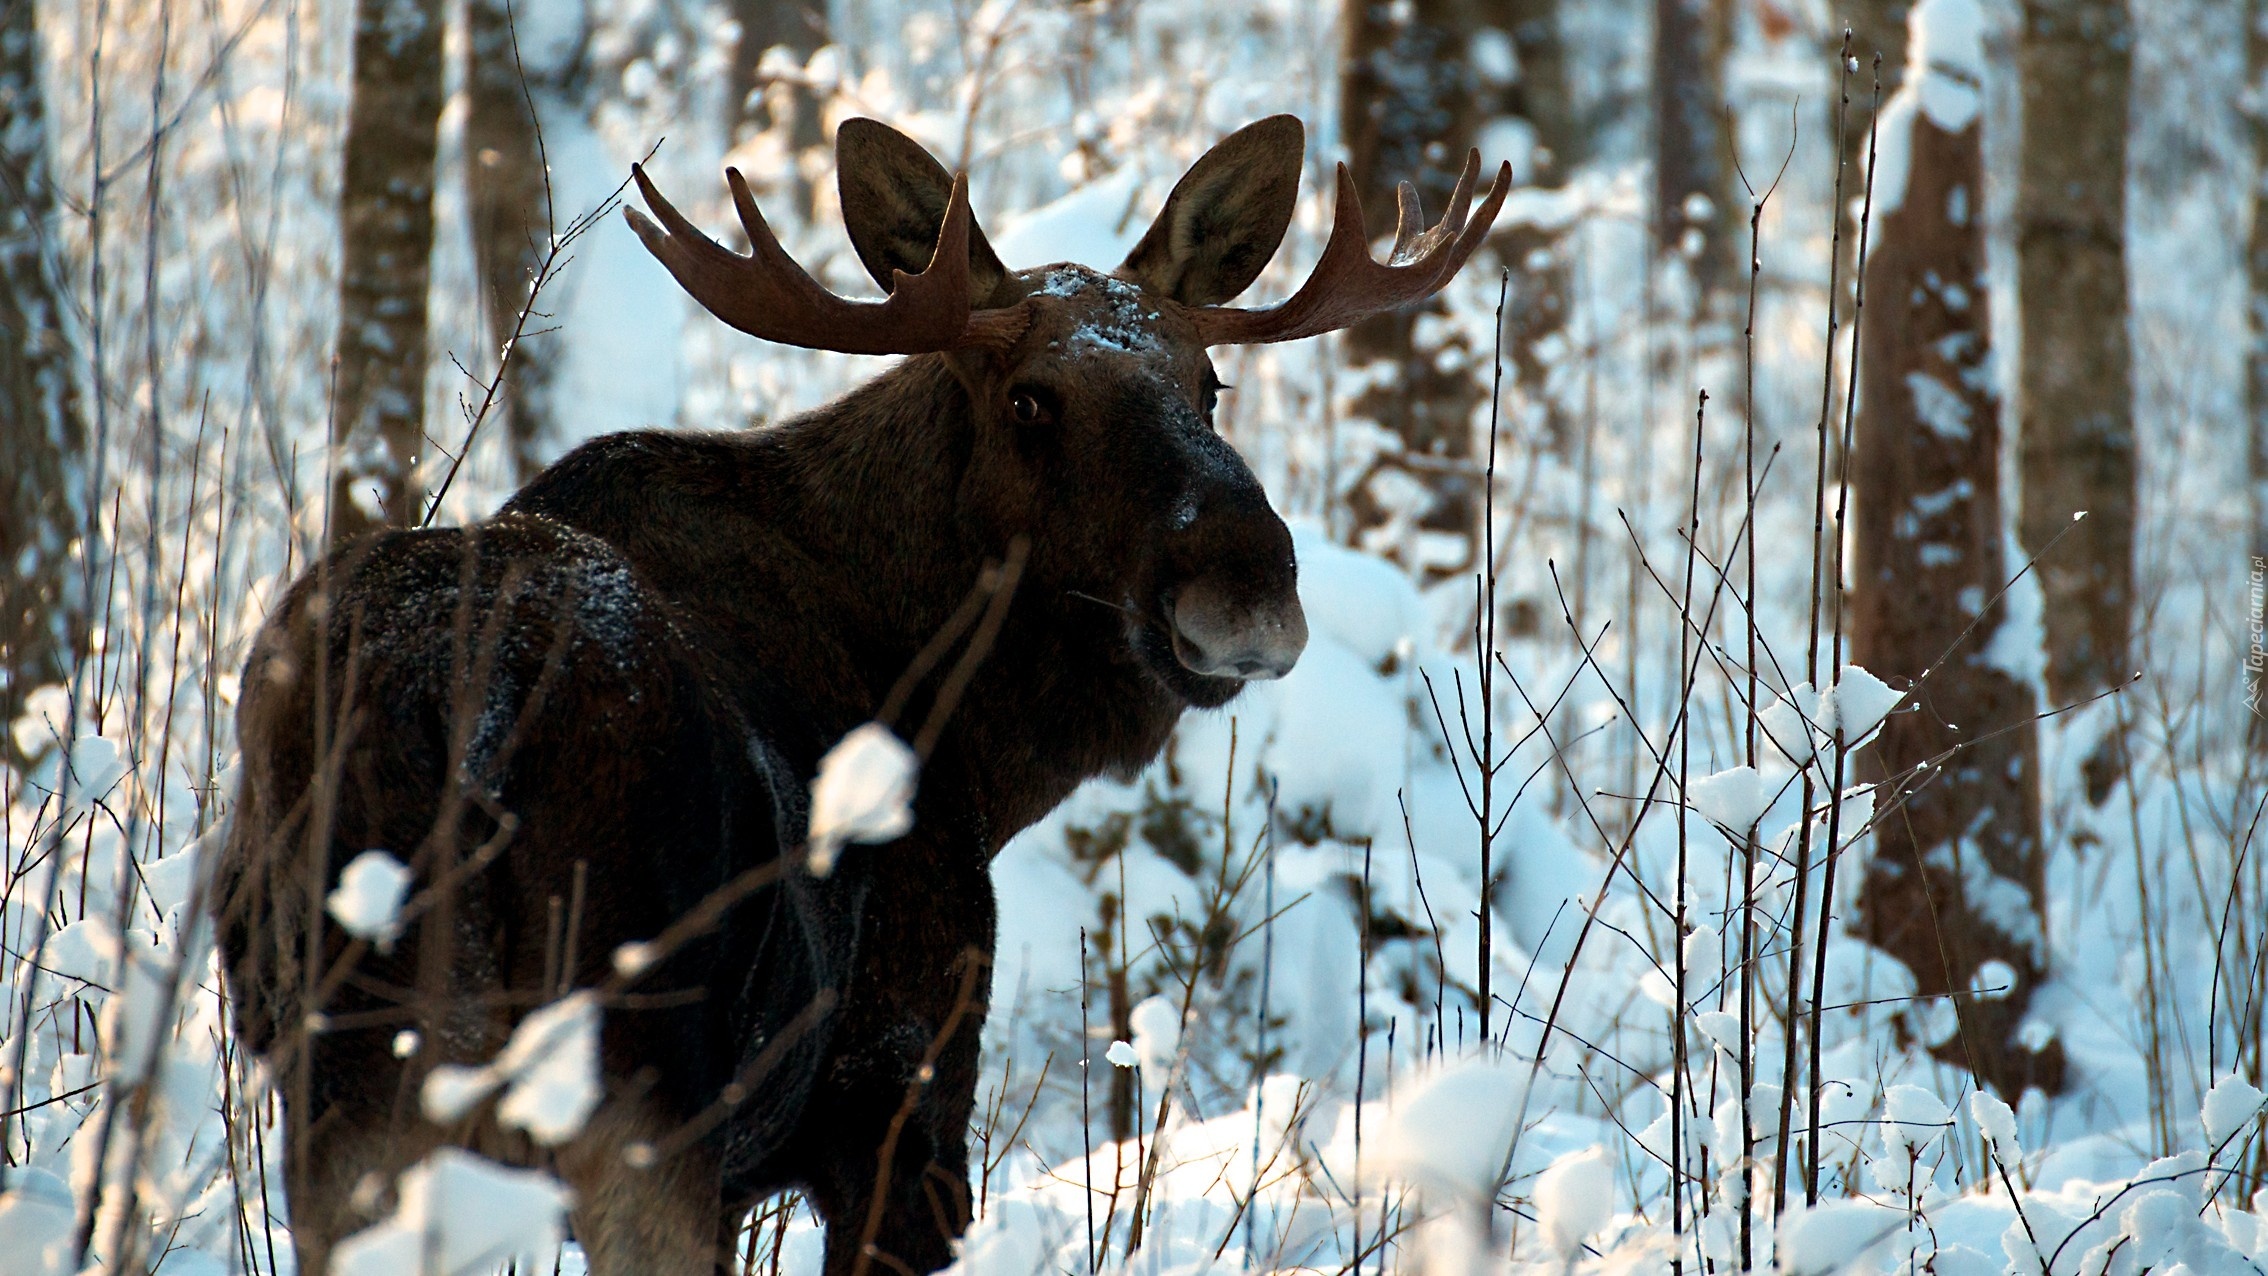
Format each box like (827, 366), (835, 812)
(1169, 577), (1308, 680)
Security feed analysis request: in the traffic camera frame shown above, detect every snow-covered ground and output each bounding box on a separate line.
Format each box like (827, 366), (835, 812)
(5, 0), (2266, 1272)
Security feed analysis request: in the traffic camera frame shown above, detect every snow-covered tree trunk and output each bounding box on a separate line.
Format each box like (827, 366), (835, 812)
(1842, 1), (1911, 98)
(1339, 0), (1551, 582)
(2014, 0), (2134, 704)
(1830, 1), (1908, 339)
(1498, 0), (1583, 474)
(468, 0), (556, 483)
(1849, 0), (2065, 1098)
(2248, 0), (2268, 752)
(0, 0), (85, 729)
(331, 0), (447, 541)
(1339, 0), (1484, 578)
(1838, 2), (1909, 198)
(1652, 0), (1734, 299)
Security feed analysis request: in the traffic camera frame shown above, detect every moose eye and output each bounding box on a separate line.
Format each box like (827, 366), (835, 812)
(1201, 372), (1230, 418)
(1009, 388), (1053, 426)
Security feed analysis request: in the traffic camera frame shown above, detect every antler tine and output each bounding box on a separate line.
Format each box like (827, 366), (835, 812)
(624, 163), (995, 355)
(1388, 183), (1424, 262)
(1396, 149), (1481, 266)
(1436, 150), (1510, 271)
(1186, 149), (1512, 347)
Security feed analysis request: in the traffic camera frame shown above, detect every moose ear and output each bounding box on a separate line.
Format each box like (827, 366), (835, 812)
(1117, 116), (1305, 306)
(837, 118), (1009, 305)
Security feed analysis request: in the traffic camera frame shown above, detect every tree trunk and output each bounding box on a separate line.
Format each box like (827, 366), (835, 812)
(0, 0), (85, 729)
(1842, 2), (1911, 106)
(1827, 0), (1909, 369)
(2247, 0), (2268, 751)
(1340, 0), (1573, 581)
(1850, 62), (2064, 1098)
(467, 0), (556, 483)
(1498, 0), (1583, 432)
(1652, 0), (1735, 298)
(331, 0), (447, 542)
(1837, 1), (1909, 199)
(2014, 0), (2134, 703)
(1506, 0), (1580, 182)
(729, 0), (827, 216)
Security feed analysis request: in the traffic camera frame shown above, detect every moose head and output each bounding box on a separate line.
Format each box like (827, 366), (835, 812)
(624, 115), (1508, 716)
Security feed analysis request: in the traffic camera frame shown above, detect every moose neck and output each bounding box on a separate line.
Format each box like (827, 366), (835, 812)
(763, 356), (1182, 845)
(766, 356), (982, 639)
(506, 353), (1178, 853)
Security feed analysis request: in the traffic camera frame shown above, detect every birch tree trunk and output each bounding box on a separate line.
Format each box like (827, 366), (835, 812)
(467, 0), (555, 483)
(1850, 22), (2064, 1097)
(0, 0), (86, 727)
(2015, 0), (2134, 704)
(331, 0), (447, 542)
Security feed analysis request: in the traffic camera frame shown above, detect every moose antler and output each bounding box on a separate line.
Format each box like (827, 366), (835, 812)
(1184, 149), (1512, 346)
(624, 164), (1025, 354)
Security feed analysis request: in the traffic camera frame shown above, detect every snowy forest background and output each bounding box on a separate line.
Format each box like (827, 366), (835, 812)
(6, 0), (2268, 1271)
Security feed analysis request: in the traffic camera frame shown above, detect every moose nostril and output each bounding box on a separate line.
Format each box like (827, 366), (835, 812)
(1168, 580), (1307, 682)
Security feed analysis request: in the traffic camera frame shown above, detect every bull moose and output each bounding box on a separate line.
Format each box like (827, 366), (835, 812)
(213, 115), (1506, 1275)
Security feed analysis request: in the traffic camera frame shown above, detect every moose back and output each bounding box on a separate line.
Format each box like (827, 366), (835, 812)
(213, 116), (1506, 1276)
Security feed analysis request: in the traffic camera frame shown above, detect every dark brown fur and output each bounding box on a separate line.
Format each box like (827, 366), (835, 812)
(214, 121), (1316, 1276)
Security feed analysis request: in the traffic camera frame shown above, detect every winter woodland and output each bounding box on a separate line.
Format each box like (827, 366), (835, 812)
(4, 0), (2268, 1271)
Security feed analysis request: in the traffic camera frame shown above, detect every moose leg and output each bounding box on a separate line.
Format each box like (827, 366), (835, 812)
(555, 1096), (729, 1276)
(803, 954), (989, 1276)
(279, 1053), (441, 1276)
(806, 1083), (976, 1276)
(279, 1106), (388, 1275)
(793, 828), (994, 1276)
